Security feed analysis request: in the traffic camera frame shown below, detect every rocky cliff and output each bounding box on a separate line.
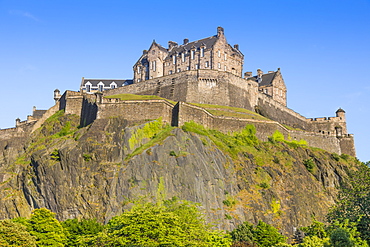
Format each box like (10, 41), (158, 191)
(0, 110), (360, 236)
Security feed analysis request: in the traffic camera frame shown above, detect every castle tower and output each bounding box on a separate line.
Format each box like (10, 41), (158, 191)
(54, 89), (61, 103)
(336, 108), (346, 121)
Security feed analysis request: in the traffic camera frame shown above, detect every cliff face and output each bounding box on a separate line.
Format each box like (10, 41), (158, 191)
(0, 111), (359, 236)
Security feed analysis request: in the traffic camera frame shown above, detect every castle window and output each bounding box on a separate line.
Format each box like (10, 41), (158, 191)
(224, 65), (227, 71)
(224, 53), (227, 61)
(137, 66), (141, 74)
(191, 50), (195, 60)
(169, 70), (173, 75)
(201, 47), (204, 57)
(177, 68), (181, 72)
(153, 61), (156, 71)
(138, 79), (141, 82)
(205, 61), (209, 68)
(173, 55), (176, 64)
(182, 53), (185, 62)
(218, 63), (221, 69)
(186, 66), (190, 70)
(218, 50), (221, 57)
(195, 64), (199, 69)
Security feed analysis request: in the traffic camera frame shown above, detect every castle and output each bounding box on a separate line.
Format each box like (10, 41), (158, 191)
(1, 27), (355, 156)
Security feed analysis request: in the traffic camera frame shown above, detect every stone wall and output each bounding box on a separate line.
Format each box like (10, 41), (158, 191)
(97, 97), (174, 125)
(257, 94), (308, 130)
(104, 70), (258, 111)
(176, 102), (345, 155)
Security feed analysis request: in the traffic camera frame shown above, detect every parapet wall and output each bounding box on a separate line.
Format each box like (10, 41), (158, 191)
(104, 70), (259, 111)
(177, 102), (348, 155)
(97, 97), (174, 125)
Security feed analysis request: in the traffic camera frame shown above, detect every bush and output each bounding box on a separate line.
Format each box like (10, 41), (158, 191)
(303, 158), (316, 174)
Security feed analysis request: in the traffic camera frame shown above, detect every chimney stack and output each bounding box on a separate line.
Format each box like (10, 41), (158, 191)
(183, 38), (189, 45)
(244, 72), (253, 78)
(168, 41), (178, 50)
(234, 44), (239, 50)
(257, 69), (263, 77)
(217, 26), (224, 37)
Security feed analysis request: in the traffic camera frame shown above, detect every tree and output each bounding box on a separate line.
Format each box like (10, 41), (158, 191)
(328, 163), (370, 243)
(230, 220), (287, 247)
(92, 197), (232, 246)
(230, 221), (256, 246)
(330, 228), (354, 247)
(62, 218), (103, 246)
(0, 219), (36, 246)
(253, 220), (287, 247)
(27, 208), (66, 246)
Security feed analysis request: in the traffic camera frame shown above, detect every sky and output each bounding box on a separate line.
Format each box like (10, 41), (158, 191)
(1, 0), (369, 161)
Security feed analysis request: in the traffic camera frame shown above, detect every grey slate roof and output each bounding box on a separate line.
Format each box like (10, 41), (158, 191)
(253, 72), (277, 87)
(169, 36), (218, 54)
(82, 79), (133, 87)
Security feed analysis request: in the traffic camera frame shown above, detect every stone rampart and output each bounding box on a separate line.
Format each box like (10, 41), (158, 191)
(177, 102), (345, 154)
(31, 103), (60, 133)
(97, 97), (174, 125)
(104, 70), (258, 111)
(257, 94), (308, 130)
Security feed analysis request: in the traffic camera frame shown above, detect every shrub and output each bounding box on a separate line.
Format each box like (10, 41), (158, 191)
(303, 158), (316, 174)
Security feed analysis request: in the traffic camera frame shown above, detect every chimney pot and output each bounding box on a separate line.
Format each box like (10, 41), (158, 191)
(183, 38), (189, 44)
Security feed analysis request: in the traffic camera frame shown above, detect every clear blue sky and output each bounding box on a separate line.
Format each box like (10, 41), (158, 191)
(1, 0), (369, 161)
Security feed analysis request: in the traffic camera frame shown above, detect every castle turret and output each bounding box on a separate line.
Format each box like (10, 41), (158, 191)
(54, 89), (61, 103)
(336, 108), (346, 121)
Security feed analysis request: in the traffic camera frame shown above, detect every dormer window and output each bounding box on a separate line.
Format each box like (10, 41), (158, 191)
(86, 84), (91, 93)
(99, 85), (104, 92)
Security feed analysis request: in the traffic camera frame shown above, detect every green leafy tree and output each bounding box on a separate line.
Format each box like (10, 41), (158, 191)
(328, 164), (370, 243)
(230, 221), (256, 246)
(27, 208), (66, 246)
(92, 197), (231, 246)
(0, 219), (36, 246)
(330, 228), (354, 247)
(300, 219), (328, 239)
(252, 220), (287, 247)
(298, 235), (328, 247)
(230, 220), (287, 247)
(62, 218), (103, 246)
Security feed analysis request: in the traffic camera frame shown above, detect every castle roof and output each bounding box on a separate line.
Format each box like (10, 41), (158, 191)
(168, 36), (218, 54)
(254, 72), (277, 87)
(82, 79), (133, 87)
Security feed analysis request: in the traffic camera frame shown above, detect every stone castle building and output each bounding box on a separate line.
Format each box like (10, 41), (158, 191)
(4, 27), (356, 157)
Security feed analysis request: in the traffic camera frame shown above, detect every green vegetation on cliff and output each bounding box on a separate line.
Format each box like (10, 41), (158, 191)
(0, 110), (365, 246)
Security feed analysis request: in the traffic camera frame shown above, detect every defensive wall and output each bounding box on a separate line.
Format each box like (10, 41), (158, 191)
(57, 91), (354, 156)
(104, 69), (259, 111)
(0, 89), (355, 157)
